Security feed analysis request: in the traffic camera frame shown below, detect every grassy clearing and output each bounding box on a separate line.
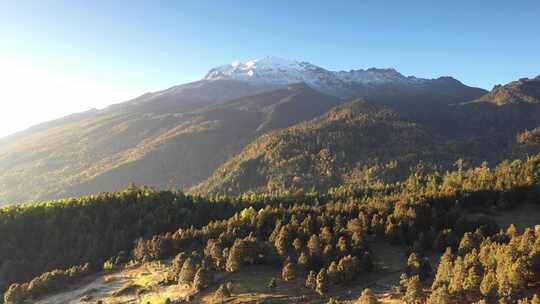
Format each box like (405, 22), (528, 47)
(196, 265), (319, 303)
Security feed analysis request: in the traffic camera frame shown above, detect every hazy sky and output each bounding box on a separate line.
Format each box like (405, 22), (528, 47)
(1, 0), (539, 138)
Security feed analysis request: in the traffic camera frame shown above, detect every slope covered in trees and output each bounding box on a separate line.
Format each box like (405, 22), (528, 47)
(145, 153), (540, 303)
(192, 101), (436, 195)
(193, 98), (540, 196)
(1, 151), (539, 303)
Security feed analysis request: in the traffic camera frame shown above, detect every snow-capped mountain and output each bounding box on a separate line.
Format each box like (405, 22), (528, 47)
(204, 56), (429, 98)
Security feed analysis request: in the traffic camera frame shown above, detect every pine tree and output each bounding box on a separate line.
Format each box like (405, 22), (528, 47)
(463, 266), (481, 295)
(293, 238), (303, 252)
(327, 261), (340, 284)
(316, 268), (329, 296)
(169, 252), (188, 281)
(458, 232), (476, 255)
(336, 236), (349, 256)
(480, 270), (498, 297)
(282, 262), (297, 281)
(406, 253), (421, 277)
(320, 227), (334, 244)
(399, 273), (409, 293)
(356, 288), (380, 304)
(432, 247), (454, 289)
(403, 275), (422, 304)
(213, 283), (231, 302)
(275, 226), (291, 257)
(178, 257), (197, 284)
(427, 285), (451, 304)
(306, 270), (317, 289)
(298, 251), (311, 271)
(225, 244), (241, 273)
(338, 255), (358, 283)
(506, 224), (518, 238)
(448, 256), (466, 300)
(192, 266), (213, 291)
(307, 235), (322, 258)
(508, 257), (528, 293)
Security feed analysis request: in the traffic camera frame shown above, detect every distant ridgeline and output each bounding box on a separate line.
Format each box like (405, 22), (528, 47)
(1, 153), (539, 303)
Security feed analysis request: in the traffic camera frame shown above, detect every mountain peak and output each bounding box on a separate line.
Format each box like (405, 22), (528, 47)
(204, 56), (412, 85)
(204, 57), (432, 98)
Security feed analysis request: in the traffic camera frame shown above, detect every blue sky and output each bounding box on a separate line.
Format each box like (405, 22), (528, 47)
(0, 0), (539, 137)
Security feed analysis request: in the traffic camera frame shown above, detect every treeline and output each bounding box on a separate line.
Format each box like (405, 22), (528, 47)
(4, 264), (91, 304)
(0, 187), (246, 292)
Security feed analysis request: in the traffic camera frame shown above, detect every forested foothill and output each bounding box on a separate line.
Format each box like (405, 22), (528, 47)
(2, 152), (538, 303)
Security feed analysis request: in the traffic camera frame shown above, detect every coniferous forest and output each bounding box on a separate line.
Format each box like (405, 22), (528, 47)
(1, 152), (539, 303)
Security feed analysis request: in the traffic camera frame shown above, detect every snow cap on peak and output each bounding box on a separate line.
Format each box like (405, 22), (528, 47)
(204, 56), (428, 93)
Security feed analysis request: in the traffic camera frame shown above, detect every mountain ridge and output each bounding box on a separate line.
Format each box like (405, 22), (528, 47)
(204, 56), (485, 100)
(473, 75), (540, 105)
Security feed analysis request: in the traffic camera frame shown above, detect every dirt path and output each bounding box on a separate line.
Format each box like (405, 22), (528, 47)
(32, 272), (128, 304)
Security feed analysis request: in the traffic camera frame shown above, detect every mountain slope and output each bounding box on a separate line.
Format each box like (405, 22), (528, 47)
(193, 94), (540, 196)
(0, 57), (493, 204)
(191, 101), (439, 195)
(473, 75), (540, 105)
(0, 83), (339, 203)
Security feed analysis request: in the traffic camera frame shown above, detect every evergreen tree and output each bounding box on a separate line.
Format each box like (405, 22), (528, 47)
(225, 244), (241, 273)
(306, 270), (317, 289)
(448, 256), (466, 300)
(213, 283), (231, 302)
(327, 261), (340, 284)
(427, 285), (451, 304)
(307, 235), (322, 259)
(192, 266), (213, 291)
(432, 248), (454, 289)
(506, 224), (518, 238)
(403, 275), (422, 304)
(458, 232), (477, 255)
(282, 262), (297, 282)
(298, 251), (311, 272)
(178, 257), (197, 284)
(406, 253), (421, 277)
(171, 252), (188, 277)
(463, 266), (481, 295)
(480, 270), (498, 297)
(356, 288), (380, 304)
(293, 238), (303, 252)
(338, 255), (358, 283)
(399, 273), (409, 293)
(316, 268), (329, 296)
